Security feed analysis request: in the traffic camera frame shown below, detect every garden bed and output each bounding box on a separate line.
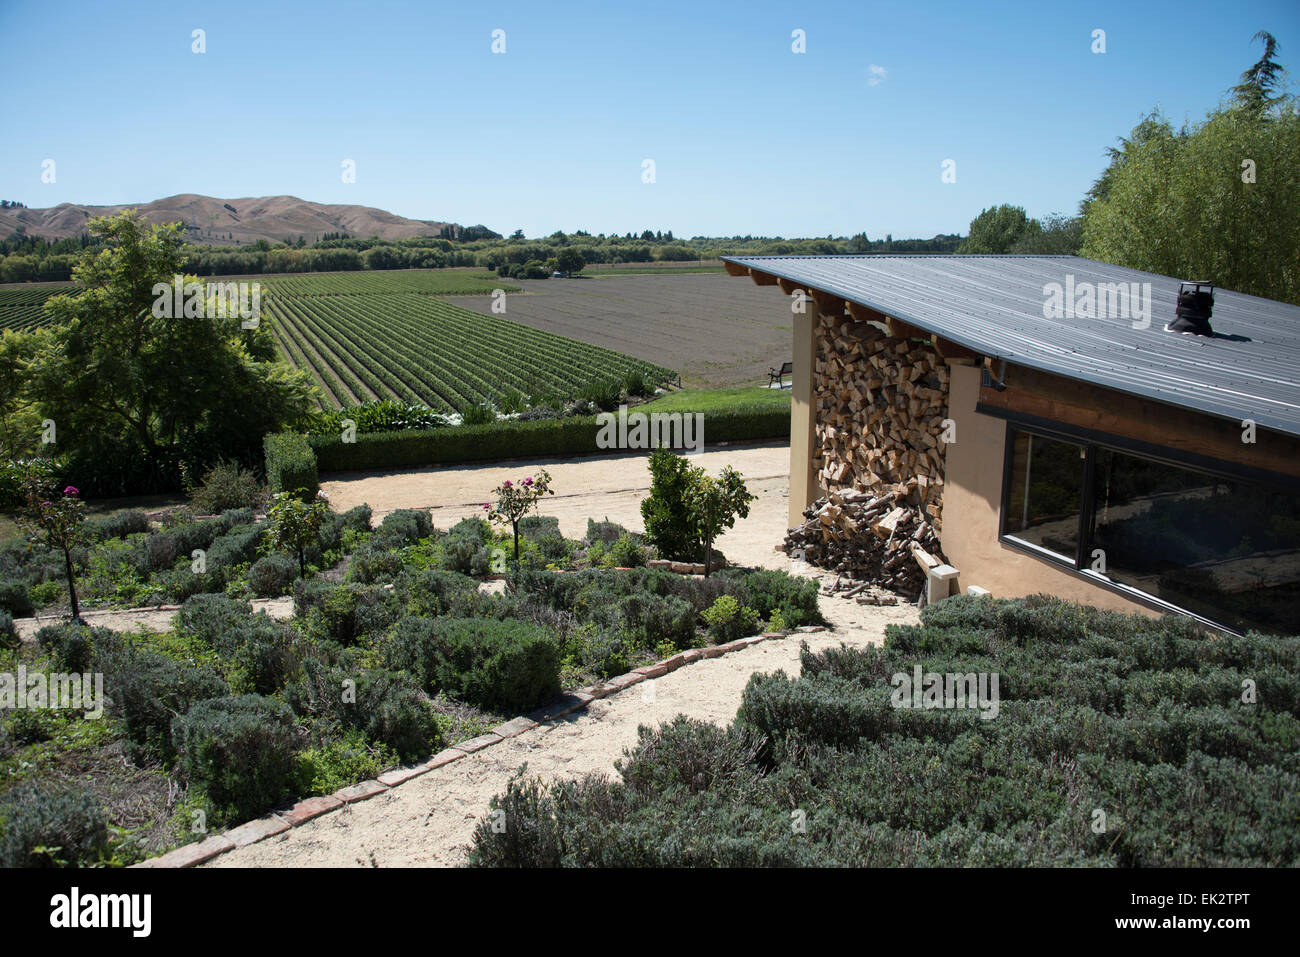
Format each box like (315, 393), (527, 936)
(0, 503), (822, 866)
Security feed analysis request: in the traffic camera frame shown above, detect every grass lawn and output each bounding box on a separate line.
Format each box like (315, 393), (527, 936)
(639, 386), (791, 414)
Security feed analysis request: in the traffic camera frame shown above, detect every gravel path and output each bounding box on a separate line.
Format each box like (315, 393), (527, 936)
(209, 594), (917, 868)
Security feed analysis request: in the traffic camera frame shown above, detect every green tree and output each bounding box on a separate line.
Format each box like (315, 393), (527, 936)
(25, 211), (318, 493)
(641, 449), (755, 572)
(959, 205), (1036, 254)
(556, 248), (585, 275)
(1081, 36), (1299, 303)
(1233, 30), (1285, 115)
(266, 490), (330, 578)
(1009, 213), (1083, 255)
(686, 469), (756, 577)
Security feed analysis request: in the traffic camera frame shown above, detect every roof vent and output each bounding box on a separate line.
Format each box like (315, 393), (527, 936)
(1167, 281), (1214, 336)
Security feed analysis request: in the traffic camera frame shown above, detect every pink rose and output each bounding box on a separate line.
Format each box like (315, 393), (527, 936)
(503, 480), (513, 488)
(523, 477), (533, 486)
(63, 486), (79, 497)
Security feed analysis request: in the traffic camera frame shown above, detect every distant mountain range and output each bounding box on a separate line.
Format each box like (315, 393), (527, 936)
(0, 194), (483, 246)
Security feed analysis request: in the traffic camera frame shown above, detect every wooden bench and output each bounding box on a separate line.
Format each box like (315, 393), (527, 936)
(768, 361), (793, 388)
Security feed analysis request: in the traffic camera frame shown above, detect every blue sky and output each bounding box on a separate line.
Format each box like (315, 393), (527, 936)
(1, 0), (1296, 239)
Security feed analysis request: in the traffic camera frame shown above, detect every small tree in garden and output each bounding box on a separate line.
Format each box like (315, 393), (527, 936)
(685, 469), (755, 578)
(484, 469), (554, 564)
(17, 475), (90, 619)
(266, 489), (330, 578)
(641, 448), (754, 574)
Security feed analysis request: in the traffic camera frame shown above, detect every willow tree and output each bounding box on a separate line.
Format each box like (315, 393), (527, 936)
(1081, 32), (1300, 304)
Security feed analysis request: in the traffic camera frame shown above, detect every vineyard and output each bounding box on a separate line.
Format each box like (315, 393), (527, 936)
(0, 286), (71, 332)
(2, 270), (680, 412)
(265, 289), (676, 412)
(260, 269), (518, 297)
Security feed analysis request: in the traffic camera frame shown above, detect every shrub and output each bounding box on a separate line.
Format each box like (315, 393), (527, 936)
(301, 582), (402, 646)
(442, 536), (493, 577)
(172, 695), (301, 824)
(263, 432), (319, 499)
(0, 577), (34, 617)
(639, 449), (699, 561)
(221, 614), (301, 694)
(519, 515), (561, 540)
(459, 401), (496, 426)
(724, 568), (825, 629)
(348, 539), (407, 584)
(384, 616), (561, 712)
(0, 610), (16, 650)
(608, 533), (647, 568)
(401, 569), (480, 618)
(701, 595), (760, 643)
(85, 509), (150, 541)
(248, 553), (299, 598)
(108, 651), (231, 760)
(354, 669), (444, 761)
(638, 594), (698, 649)
(0, 785), (109, 867)
(189, 461), (265, 514)
(585, 518), (629, 545)
(306, 405), (788, 474)
(206, 525), (263, 572)
(286, 663), (443, 762)
(379, 508), (433, 544)
(623, 369), (651, 399)
(292, 730), (391, 797)
(175, 594), (254, 647)
(341, 504), (372, 534)
(35, 622), (118, 673)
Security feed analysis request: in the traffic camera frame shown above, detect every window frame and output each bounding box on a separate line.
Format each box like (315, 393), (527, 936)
(996, 421), (1298, 635)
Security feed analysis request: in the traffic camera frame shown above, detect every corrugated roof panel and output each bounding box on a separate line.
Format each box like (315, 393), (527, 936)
(722, 254), (1300, 438)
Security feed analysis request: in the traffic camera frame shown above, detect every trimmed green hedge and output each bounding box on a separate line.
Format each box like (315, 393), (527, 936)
(264, 432), (319, 498)
(268, 403), (789, 476)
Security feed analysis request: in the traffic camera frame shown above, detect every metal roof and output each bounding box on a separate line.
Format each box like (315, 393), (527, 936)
(722, 254), (1300, 439)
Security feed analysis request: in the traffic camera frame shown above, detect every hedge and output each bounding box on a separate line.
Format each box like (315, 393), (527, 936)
(264, 432), (319, 498)
(266, 403), (790, 476)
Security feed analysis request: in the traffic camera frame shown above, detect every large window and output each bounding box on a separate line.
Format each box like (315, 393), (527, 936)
(1000, 427), (1300, 635)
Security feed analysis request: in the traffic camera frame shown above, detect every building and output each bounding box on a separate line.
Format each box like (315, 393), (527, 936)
(723, 254), (1300, 636)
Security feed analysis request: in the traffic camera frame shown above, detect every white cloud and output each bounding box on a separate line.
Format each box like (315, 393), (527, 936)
(868, 64), (887, 86)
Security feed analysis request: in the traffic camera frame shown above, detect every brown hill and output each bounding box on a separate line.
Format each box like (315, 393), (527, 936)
(0, 194), (463, 246)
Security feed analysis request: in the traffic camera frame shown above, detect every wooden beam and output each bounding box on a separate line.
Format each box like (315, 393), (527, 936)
(777, 277), (807, 297)
(811, 289), (847, 314)
(978, 364), (1300, 479)
(750, 270), (779, 286)
(848, 302), (890, 325)
(886, 316), (926, 340)
(932, 334), (981, 362)
(722, 260), (750, 278)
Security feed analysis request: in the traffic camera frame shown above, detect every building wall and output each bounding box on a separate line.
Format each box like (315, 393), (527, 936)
(939, 362), (1154, 615)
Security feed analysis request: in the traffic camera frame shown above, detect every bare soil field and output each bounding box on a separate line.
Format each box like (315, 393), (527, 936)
(447, 273), (794, 389)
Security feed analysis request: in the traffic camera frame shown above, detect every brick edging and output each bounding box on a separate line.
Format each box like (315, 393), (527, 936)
(131, 624), (829, 868)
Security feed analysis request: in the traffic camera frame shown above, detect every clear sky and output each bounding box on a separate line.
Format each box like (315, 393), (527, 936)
(1, 0), (1296, 239)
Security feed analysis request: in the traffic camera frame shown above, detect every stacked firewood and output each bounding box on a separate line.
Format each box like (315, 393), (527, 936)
(812, 314), (949, 516)
(783, 484), (946, 594)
